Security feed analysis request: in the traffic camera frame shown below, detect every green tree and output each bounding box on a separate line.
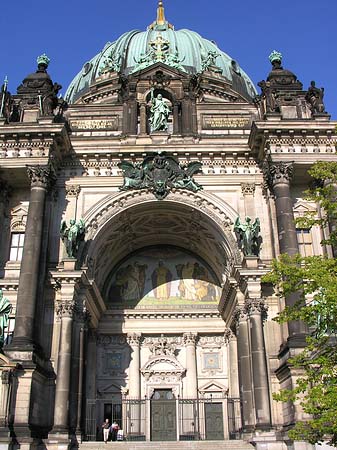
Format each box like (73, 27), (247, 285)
(263, 161), (337, 446)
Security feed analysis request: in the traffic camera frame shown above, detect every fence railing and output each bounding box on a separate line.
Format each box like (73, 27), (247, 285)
(85, 396), (242, 442)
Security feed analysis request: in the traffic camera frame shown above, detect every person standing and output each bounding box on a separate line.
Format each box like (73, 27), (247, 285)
(102, 418), (110, 443)
(110, 421), (119, 441)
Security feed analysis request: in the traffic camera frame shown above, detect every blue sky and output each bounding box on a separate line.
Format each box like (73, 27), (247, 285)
(1, 0), (336, 118)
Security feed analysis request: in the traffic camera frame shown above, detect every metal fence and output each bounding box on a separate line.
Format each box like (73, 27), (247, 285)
(85, 396), (242, 442)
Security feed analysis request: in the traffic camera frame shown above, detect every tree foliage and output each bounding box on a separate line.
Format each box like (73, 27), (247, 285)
(263, 161), (337, 445)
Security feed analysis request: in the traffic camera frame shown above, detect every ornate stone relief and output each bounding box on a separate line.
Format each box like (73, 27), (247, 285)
(10, 204), (28, 232)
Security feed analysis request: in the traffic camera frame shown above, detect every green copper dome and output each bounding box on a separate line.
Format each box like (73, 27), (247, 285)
(65, 3), (257, 103)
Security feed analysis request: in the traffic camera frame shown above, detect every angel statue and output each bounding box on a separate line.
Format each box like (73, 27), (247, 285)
(118, 161), (144, 191)
(0, 289), (12, 351)
(234, 217), (261, 257)
(60, 218), (86, 258)
(174, 161), (203, 191)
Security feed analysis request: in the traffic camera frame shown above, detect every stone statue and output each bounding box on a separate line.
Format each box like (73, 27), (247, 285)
(42, 82), (62, 116)
(0, 77), (12, 120)
(60, 218), (86, 258)
(0, 290), (12, 351)
(234, 217), (261, 257)
(258, 80), (278, 113)
(149, 88), (170, 132)
(305, 81), (325, 115)
(201, 50), (222, 73)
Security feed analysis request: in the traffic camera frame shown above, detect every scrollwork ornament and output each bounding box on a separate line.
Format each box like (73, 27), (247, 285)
(27, 165), (56, 190)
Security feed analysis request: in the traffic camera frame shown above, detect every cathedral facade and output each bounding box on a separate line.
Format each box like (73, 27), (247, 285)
(0, 3), (335, 450)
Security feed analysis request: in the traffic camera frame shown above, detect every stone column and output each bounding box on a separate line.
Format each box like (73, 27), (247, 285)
(225, 329), (239, 398)
(127, 334), (141, 435)
(246, 298), (271, 430)
(139, 103), (147, 135)
(183, 333), (198, 398)
(235, 305), (255, 431)
(127, 333), (141, 399)
(173, 102), (180, 135)
(9, 165), (54, 350)
(53, 296), (76, 433)
(266, 162), (307, 339)
(0, 180), (9, 268)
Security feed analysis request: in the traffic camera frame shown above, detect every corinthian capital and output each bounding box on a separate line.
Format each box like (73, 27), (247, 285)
(27, 165), (56, 189)
(127, 333), (141, 346)
(262, 161), (293, 192)
(56, 299), (76, 318)
(183, 332), (198, 345)
(244, 298), (268, 320)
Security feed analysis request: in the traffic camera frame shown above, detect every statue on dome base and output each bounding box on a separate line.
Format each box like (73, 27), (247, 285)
(305, 81), (326, 115)
(149, 88), (170, 132)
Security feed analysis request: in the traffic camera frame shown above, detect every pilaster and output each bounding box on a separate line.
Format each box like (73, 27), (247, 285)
(183, 332), (198, 398)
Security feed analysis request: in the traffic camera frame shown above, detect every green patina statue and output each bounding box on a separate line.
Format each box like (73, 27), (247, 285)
(60, 219), (86, 258)
(149, 88), (171, 132)
(0, 289), (12, 352)
(234, 217), (261, 257)
(118, 152), (202, 200)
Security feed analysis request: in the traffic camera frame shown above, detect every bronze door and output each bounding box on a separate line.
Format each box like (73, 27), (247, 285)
(151, 390), (176, 441)
(205, 402), (224, 440)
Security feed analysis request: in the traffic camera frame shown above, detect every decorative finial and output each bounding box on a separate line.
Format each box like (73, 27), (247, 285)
(157, 0), (165, 25)
(148, 0), (173, 30)
(269, 50), (282, 64)
(37, 53), (51, 67)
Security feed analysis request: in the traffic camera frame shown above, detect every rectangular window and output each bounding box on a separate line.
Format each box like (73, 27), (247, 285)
(9, 233), (25, 261)
(296, 229), (313, 257)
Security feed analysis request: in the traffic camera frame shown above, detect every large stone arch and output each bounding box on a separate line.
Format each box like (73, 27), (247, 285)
(80, 189), (242, 296)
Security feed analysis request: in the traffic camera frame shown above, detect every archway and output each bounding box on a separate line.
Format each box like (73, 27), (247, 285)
(81, 190), (243, 441)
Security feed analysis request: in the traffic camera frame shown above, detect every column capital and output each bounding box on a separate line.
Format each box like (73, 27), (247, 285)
(224, 328), (236, 343)
(65, 185), (81, 198)
(263, 161), (293, 191)
(183, 332), (198, 345)
(56, 299), (76, 318)
(241, 183), (256, 196)
(27, 164), (56, 189)
(233, 306), (248, 331)
(244, 298), (268, 321)
(127, 333), (142, 346)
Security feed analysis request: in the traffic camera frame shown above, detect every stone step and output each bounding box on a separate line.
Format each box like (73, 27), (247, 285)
(79, 441), (254, 450)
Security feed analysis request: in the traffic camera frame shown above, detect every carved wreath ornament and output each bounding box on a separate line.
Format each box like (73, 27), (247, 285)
(118, 152), (202, 200)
